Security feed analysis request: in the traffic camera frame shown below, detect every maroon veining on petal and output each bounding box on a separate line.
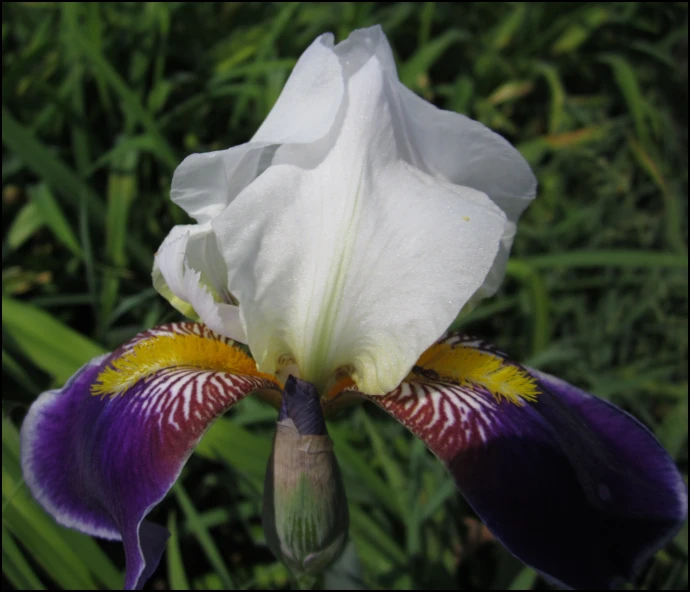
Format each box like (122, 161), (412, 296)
(349, 333), (687, 589)
(21, 323), (280, 589)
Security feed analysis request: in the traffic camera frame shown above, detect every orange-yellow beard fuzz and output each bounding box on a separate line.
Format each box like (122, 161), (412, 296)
(412, 343), (540, 406)
(91, 333), (278, 397)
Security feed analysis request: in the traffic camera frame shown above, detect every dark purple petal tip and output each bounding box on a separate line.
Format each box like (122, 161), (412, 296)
(20, 355), (163, 589)
(364, 335), (687, 590)
(452, 372), (688, 590)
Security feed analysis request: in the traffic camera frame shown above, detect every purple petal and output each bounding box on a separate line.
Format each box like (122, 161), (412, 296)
(352, 334), (687, 589)
(21, 322), (280, 589)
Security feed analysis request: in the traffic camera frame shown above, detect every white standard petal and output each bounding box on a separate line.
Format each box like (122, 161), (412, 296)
(212, 56), (507, 395)
(170, 145), (267, 224)
(395, 85), (537, 209)
(393, 86), (536, 298)
(170, 34), (345, 224)
(332, 25), (398, 79)
(153, 224), (246, 342)
(252, 33), (343, 144)
(334, 26), (536, 300)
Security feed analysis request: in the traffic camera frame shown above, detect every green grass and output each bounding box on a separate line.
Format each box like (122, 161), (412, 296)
(2, 2), (688, 590)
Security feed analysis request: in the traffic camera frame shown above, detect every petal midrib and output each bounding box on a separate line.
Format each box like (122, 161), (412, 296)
(302, 166), (366, 390)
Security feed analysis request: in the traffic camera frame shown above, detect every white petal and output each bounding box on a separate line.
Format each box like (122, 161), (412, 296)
(269, 26), (392, 170)
(212, 56), (506, 395)
(477, 220), (517, 300)
(184, 228), (232, 301)
(170, 34), (345, 224)
(151, 269), (199, 320)
(183, 266), (246, 342)
(393, 86), (536, 297)
(327, 25), (533, 204)
(325, 25), (536, 299)
(252, 33), (343, 144)
(153, 225), (246, 342)
(154, 225), (198, 302)
(332, 25), (398, 79)
(170, 145), (266, 224)
(394, 85), (537, 210)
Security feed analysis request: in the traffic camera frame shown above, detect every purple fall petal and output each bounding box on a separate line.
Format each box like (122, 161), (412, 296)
(351, 334), (687, 589)
(21, 323), (280, 589)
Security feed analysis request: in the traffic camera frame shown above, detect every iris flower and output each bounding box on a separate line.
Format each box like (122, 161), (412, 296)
(21, 26), (686, 590)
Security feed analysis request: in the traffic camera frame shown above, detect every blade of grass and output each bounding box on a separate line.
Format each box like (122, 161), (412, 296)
(358, 409), (406, 513)
(329, 422), (402, 517)
(349, 505), (406, 565)
(516, 250), (688, 270)
(417, 2), (435, 48)
(400, 29), (468, 89)
(61, 4), (92, 174)
(534, 62), (566, 134)
(417, 478), (456, 523)
(506, 260), (550, 356)
(229, 3), (301, 125)
(599, 53), (651, 148)
(2, 526), (46, 590)
(78, 173), (99, 326)
(100, 147), (139, 326)
(551, 5), (609, 54)
(489, 3), (526, 50)
(2, 349), (42, 396)
(2, 107), (151, 272)
(194, 417), (271, 486)
(508, 567), (538, 590)
(628, 136), (686, 255)
(106, 287), (157, 328)
(2, 297), (105, 382)
(658, 398), (688, 460)
(2, 107), (104, 219)
(167, 511), (191, 590)
(86, 135), (158, 177)
(70, 36), (177, 169)
(173, 483), (235, 590)
(28, 183), (82, 257)
(6, 201), (44, 251)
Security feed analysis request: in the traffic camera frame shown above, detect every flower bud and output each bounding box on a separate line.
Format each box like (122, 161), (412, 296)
(262, 376), (349, 581)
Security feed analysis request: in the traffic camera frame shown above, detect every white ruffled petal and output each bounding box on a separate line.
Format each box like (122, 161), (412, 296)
(334, 26), (536, 300)
(182, 266), (246, 342)
(153, 225), (199, 302)
(170, 145), (264, 224)
(252, 33), (343, 144)
(393, 85), (536, 297)
(332, 25), (398, 79)
(212, 56), (506, 395)
(170, 34), (345, 224)
(396, 84), (537, 208)
(153, 225), (245, 342)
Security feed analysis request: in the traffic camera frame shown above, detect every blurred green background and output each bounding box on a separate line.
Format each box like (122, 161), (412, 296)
(2, 2), (688, 590)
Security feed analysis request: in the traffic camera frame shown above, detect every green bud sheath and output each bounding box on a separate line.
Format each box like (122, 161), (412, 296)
(262, 377), (349, 581)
